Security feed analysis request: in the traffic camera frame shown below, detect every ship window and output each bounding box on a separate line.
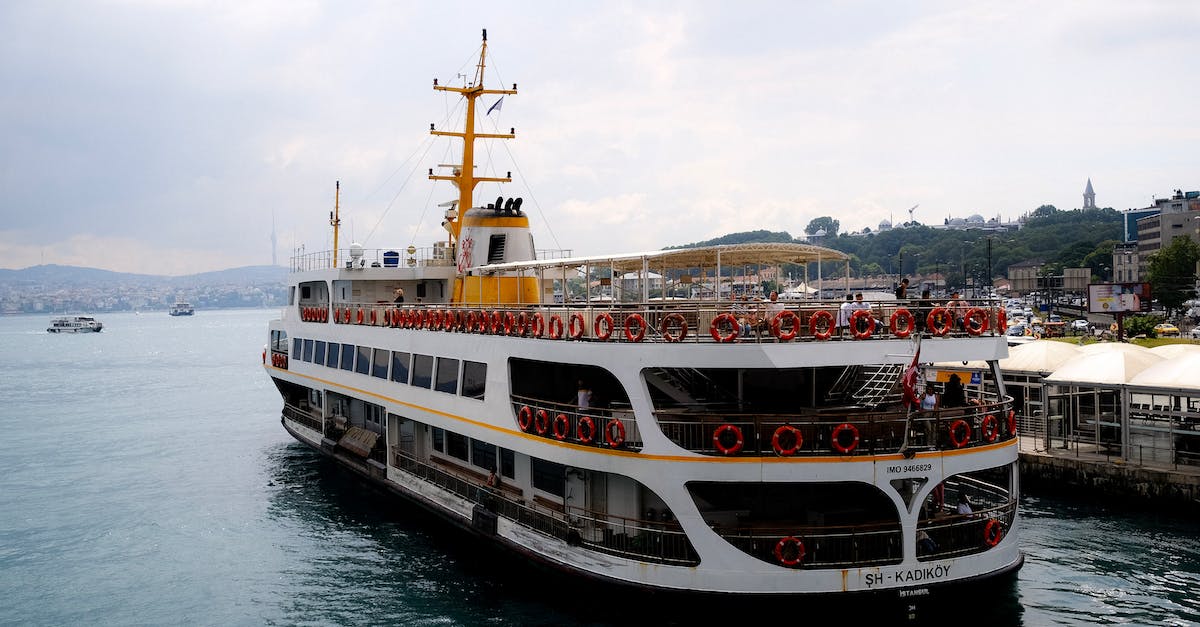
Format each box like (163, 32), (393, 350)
(340, 343), (354, 370)
(325, 342), (340, 368)
(314, 341), (326, 365)
(446, 431), (469, 461)
(531, 457), (565, 497)
(432, 427), (445, 453)
(461, 361), (486, 400)
(412, 354), (434, 389)
(500, 448), (514, 479)
(487, 234), (507, 264)
(301, 285), (311, 299)
(471, 440), (496, 473)
(435, 357), (459, 394)
(271, 329), (288, 353)
(391, 351), (411, 384)
(303, 339), (314, 362)
(355, 346), (371, 375)
(292, 337), (301, 358)
(372, 348), (389, 379)
(288, 286), (295, 305)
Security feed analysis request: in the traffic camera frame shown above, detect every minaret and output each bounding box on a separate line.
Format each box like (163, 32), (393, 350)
(1083, 178), (1096, 209)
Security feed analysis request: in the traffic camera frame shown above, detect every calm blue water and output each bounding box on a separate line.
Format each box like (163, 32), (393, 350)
(0, 309), (1197, 626)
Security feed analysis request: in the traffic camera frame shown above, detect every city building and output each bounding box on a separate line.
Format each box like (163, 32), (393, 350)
(1133, 190), (1200, 279)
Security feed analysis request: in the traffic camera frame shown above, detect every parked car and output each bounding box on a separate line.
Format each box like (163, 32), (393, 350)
(1189, 327), (1200, 339)
(1071, 319), (1090, 331)
(1153, 323), (1180, 336)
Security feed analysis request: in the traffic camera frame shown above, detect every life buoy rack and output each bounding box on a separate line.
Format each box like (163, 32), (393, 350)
(517, 406), (533, 432)
(605, 419), (626, 448)
(831, 423), (859, 454)
(809, 310), (835, 340)
(948, 419), (971, 448)
(568, 312), (586, 340)
(577, 416), (597, 444)
(927, 307), (952, 337)
(963, 307), (988, 335)
(774, 536), (805, 567)
(981, 414), (999, 443)
(710, 313), (739, 343)
(850, 309), (875, 339)
(593, 312), (614, 341)
(624, 313), (647, 342)
(889, 308), (915, 338)
(661, 313), (688, 342)
(531, 312), (546, 338)
(1006, 409), (1016, 436)
(771, 425), (803, 456)
(983, 519), (1004, 547)
(713, 424), (744, 455)
(548, 315), (564, 340)
(772, 311), (800, 342)
(552, 413), (571, 441)
(534, 409), (550, 435)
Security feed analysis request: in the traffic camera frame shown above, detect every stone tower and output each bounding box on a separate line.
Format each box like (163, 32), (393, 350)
(1083, 178), (1096, 209)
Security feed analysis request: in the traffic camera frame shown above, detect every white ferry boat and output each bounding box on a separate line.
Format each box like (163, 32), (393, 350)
(169, 301), (194, 316)
(264, 31), (1021, 603)
(48, 316), (103, 333)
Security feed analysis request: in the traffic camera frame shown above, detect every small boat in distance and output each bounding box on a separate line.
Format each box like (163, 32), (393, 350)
(47, 316), (103, 333)
(169, 302), (195, 316)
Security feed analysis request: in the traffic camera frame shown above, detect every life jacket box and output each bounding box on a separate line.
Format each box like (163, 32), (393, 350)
(383, 251), (400, 267)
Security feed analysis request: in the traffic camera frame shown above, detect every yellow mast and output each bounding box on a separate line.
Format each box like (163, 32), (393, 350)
(429, 29), (517, 244)
(330, 180), (341, 269)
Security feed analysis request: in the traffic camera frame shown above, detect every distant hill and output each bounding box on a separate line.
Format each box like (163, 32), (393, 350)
(0, 264), (287, 286)
(665, 230), (797, 249)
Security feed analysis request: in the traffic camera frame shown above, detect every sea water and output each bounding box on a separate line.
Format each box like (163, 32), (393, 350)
(0, 309), (1197, 626)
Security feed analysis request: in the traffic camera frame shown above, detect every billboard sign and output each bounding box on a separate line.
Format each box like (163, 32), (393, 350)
(1088, 283), (1152, 314)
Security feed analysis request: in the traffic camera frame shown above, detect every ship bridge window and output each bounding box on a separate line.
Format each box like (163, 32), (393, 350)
(325, 342), (340, 368)
(435, 358), (460, 394)
(355, 346), (371, 375)
(462, 361), (486, 400)
(391, 351), (411, 384)
(487, 234), (507, 264)
(271, 330), (288, 352)
(412, 354), (434, 389)
(372, 348), (389, 379)
(340, 343), (354, 370)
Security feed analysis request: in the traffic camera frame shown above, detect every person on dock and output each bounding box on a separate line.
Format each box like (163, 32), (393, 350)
(393, 287), (405, 304)
(837, 294), (854, 337)
(895, 278), (909, 300)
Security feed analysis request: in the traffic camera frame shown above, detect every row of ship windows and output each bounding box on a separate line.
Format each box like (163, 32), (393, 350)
(292, 337), (487, 400)
(431, 425), (566, 498)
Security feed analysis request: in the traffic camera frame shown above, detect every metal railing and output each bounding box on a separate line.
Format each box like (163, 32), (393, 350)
(720, 522), (903, 569)
(282, 402), (322, 433)
(1024, 404), (1200, 469)
(391, 450), (697, 566)
(508, 395), (642, 452)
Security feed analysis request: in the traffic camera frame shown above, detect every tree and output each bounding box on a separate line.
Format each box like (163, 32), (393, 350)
(1146, 235), (1200, 317)
(805, 217), (840, 237)
(1031, 204), (1058, 218)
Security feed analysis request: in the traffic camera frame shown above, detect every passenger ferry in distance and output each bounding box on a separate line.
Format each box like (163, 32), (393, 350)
(263, 30), (1021, 604)
(48, 315), (103, 333)
(169, 301), (194, 316)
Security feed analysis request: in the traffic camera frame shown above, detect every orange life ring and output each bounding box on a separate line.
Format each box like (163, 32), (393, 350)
(624, 313), (647, 342)
(568, 312), (586, 339)
(997, 307), (1006, 331)
(774, 536), (805, 567)
(981, 414), (999, 443)
(548, 315), (564, 339)
(517, 406), (533, 432)
(963, 307), (988, 335)
(356, 308), (365, 325)
(709, 313), (739, 342)
(927, 307), (952, 337)
(515, 312), (528, 336)
(369, 309), (378, 326)
(948, 419), (971, 448)
(552, 413), (571, 441)
(262, 349), (266, 364)
(771, 425), (803, 456)
(476, 310), (490, 333)
(1007, 409), (1016, 436)
(465, 311), (477, 332)
(772, 311), (800, 341)
(577, 416), (597, 444)
(831, 423), (859, 454)
(491, 310), (504, 334)
(605, 419), (626, 448)
(300, 308), (308, 321)
(850, 309), (875, 339)
(983, 519), (1004, 547)
(443, 310), (455, 331)
(661, 313), (688, 342)
(889, 308), (915, 338)
(531, 312), (545, 338)
(593, 312), (614, 340)
(809, 310), (834, 340)
(534, 409), (550, 435)
(501, 311), (514, 335)
(713, 424), (744, 455)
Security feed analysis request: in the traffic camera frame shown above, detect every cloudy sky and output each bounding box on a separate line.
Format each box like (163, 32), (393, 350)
(2, 1), (1197, 275)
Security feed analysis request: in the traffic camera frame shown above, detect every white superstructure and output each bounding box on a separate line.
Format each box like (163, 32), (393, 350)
(48, 316), (103, 333)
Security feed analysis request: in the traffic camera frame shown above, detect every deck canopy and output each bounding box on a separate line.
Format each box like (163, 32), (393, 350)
(469, 242), (850, 275)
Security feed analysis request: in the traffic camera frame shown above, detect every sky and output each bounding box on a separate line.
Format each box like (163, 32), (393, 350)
(2, 1), (1198, 276)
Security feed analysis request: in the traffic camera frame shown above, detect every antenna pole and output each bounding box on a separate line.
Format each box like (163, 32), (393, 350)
(331, 181), (341, 269)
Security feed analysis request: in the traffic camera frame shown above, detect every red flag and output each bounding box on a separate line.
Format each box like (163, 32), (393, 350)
(901, 340), (921, 408)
